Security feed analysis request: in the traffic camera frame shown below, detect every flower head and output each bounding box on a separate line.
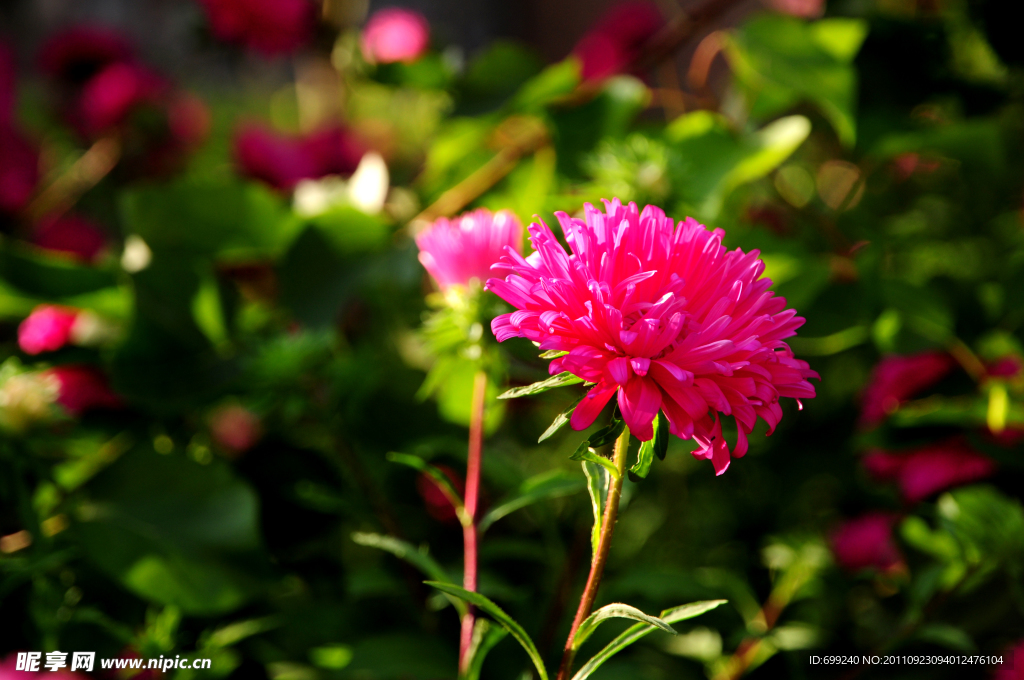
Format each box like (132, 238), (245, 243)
(417, 209), (524, 290)
(38, 26), (134, 86)
(860, 351), (954, 428)
(0, 126), (37, 216)
(32, 213), (109, 262)
(44, 365), (121, 415)
(769, 0), (825, 18)
(199, 0), (316, 55)
(234, 123), (365, 191)
(487, 199), (817, 475)
(361, 8), (431, 65)
(76, 62), (166, 135)
(863, 439), (995, 504)
(18, 305), (80, 355)
(829, 513), (903, 573)
(572, 1), (664, 81)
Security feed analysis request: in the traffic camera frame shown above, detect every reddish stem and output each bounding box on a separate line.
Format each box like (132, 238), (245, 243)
(459, 370), (488, 673)
(556, 427), (631, 680)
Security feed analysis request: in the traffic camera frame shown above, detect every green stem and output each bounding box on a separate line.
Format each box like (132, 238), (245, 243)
(556, 427), (630, 680)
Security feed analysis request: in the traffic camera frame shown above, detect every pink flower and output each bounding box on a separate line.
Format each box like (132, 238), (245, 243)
(198, 0), (316, 55)
(18, 305), (79, 355)
(234, 124), (365, 190)
(416, 209), (524, 290)
(76, 62), (165, 135)
(572, 1), (664, 81)
(38, 25), (135, 86)
(860, 351), (954, 428)
(769, 0), (825, 19)
(993, 639), (1024, 680)
(32, 213), (108, 262)
(988, 355), (1023, 379)
(44, 365), (121, 415)
(360, 8), (431, 65)
(487, 199), (817, 475)
(0, 126), (37, 215)
(829, 513), (903, 573)
(416, 464), (466, 524)
(210, 404), (263, 454)
(863, 439), (996, 504)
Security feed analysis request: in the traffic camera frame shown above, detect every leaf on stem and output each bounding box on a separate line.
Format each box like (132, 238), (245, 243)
(572, 603), (676, 651)
(352, 533), (466, 617)
(425, 581), (549, 680)
(478, 470), (585, 534)
(463, 618), (509, 680)
(498, 372), (583, 399)
(581, 461), (608, 557)
(386, 452), (467, 524)
(570, 600), (727, 680)
(570, 442), (619, 480)
(538, 396), (583, 443)
(628, 413), (666, 481)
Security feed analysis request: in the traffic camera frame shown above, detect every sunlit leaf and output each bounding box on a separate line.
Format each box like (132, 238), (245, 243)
(498, 371), (583, 399)
(572, 603), (675, 650)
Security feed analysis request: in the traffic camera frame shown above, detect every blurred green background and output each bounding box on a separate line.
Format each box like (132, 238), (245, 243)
(2, 0), (1024, 678)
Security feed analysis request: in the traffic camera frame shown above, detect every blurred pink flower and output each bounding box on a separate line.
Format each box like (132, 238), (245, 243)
(44, 365), (121, 415)
(416, 464), (466, 524)
(1, 43), (15, 127)
(210, 404), (263, 454)
(76, 62), (165, 135)
(860, 351), (955, 428)
(830, 512), (904, 573)
(38, 25), (135, 86)
(234, 123), (365, 190)
(487, 199), (817, 475)
(416, 209), (523, 290)
(18, 305), (79, 355)
(768, 0), (825, 19)
(360, 8), (431, 65)
(863, 439), (996, 504)
(988, 355), (1023, 379)
(199, 0), (316, 55)
(32, 213), (109, 262)
(0, 125), (37, 215)
(993, 639), (1024, 679)
(572, 1), (664, 81)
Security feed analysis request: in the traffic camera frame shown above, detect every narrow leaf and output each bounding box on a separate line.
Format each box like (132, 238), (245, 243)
(581, 461), (607, 557)
(539, 349), (569, 359)
(569, 442), (619, 480)
(538, 396), (583, 443)
(464, 618), (509, 680)
(653, 412), (669, 460)
(352, 533), (465, 616)
(572, 604), (676, 651)
(425, 581), (549, 680)
(629, 440), (655, 482)
(478, 470), (585, 534)
(498, 372), (583, 399)
(570, 600), (726, 680)
(387, 452), (466, 523)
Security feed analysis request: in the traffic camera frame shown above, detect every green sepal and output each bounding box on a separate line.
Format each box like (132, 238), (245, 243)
(570, 441), (619, 480)
(538, 395), (583, 443)
(497, 371), (583, 399)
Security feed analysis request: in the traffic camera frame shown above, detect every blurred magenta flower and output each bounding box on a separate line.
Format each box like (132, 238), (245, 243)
(76, 62), (165, 135)
(44, 365), (121, 415)
(860, 351), (954, 428)
(829, 513), (904, 573)
(210, 404), (263, 455)
(416, 464), (466, 523)
(234, 123), (365, 190)
(18, 305), (79, 355)
(0, 126), (38, 216)
(38, 25), (134, 86)
(572, 1), (664, 81)
(769, 0), (825, 19)
(863, 439), (996, 504)
(360, 7), (431, 65)
(32, 214), (109, 262)
(198, 0), (316, 55)
(987, 355), (1023, 379)
(1, 43), (15, 127)
(416, 209), (523, 290)
(993, 639), (1024, 679)
(487, 199), (817, 474)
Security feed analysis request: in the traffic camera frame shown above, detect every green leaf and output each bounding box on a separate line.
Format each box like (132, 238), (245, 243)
(570, 441), (619, 480)
(570, 601), (726, 680)
(387, 452), (466, 523)
(463, 618), (509, 680)
(510, 59), (581, 111)
(478, 470), (585, 534)
(652, 412), (669, 461)
(0, 239), (118, 298)
(538, 396), (583, 443)
(629, 413), (666, 481)
(587, 417), (625, 448)
(425, 582), (549, 680)
(572, 603), (676, 651)
(582, 461), (607, 557)
(498, 371), (583, 399)
(539, 350), (569, 359)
